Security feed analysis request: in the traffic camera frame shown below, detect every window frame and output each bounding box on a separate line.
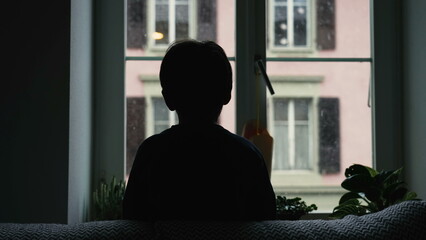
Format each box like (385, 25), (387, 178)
(90, 0), (404, 216)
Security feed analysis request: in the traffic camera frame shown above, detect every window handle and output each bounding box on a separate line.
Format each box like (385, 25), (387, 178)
(255, 59), (275, 95)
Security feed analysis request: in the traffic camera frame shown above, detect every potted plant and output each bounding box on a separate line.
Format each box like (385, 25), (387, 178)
(92, 176), (126, 221)
(276, 196), (317, 220)
(329, 164), (419, 219)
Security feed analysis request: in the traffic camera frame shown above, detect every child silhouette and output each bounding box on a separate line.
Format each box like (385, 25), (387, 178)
(123, 40), (276, 221)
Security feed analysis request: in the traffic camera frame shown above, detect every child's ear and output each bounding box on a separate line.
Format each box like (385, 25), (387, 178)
(222, 92), (231, 105)
(162, 90), (176, 111)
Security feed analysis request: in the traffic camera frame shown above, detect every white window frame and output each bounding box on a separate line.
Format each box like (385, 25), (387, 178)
(268, 0), (314, 54)
(147, 0), (197, 51)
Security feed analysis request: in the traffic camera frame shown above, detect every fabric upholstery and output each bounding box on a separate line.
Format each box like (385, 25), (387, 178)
(1, 201), (425, 240)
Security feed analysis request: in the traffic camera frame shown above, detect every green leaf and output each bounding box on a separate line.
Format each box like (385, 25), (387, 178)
(330, 200), (365, 219)
(341, 174), (374, 192)
(374, 170), (396, 186)
(383, 181), (404, 199)
(383, 168), (403, 185)
(388, 187), (408, 205)
(403, 191), (418, 201)
(365, 187), (381, 202)
(334, 198), (361, 209)
(345, 164), (375, 178)
(339, 192), (362, 205)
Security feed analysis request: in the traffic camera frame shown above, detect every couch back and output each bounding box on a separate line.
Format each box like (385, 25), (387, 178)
(1, 200), (425, 240)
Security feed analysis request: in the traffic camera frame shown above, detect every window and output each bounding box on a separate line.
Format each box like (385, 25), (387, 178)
(272, 98), (313, 170)
(124, 0), (372, 212)
(269, 0), (311, 49)
(149, 0), (195, 48)
(127, 0), (218, 51)
(151, 97), (178, 134)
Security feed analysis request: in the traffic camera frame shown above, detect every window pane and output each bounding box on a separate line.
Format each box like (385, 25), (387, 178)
(294, 98), (309, 120)
(274, 121), (290, 170)
(267, 61), (372, 211)
(293, 5), (307, 46)
(294, 124), (310, 169)
(155, 1), (169, 44)
(153, 97), (168, 121)
(175, 4), (189, 40)
(274, 5), (288, 47)
(274, 98), (289, 120)
(267, 0), (371, 58)
(126, 0), (236, 177)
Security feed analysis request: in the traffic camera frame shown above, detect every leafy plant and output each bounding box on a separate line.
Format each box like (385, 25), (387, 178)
(329, 164), (419, 219)
(92, 176), (126, 221)
(276, 196), (317, 220)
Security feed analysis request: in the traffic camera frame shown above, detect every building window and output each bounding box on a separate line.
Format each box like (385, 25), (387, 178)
(152, 97), (177, 134)
(150, 0), (194, 47)
(128, 0), (217, 50)
(269, 0), (311, 50)
(273, 98), (313, 170)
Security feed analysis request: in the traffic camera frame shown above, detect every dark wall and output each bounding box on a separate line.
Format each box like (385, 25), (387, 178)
(0, 1), (71, 223)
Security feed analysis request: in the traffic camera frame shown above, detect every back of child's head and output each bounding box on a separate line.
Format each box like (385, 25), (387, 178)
(159, 40), (232, 122)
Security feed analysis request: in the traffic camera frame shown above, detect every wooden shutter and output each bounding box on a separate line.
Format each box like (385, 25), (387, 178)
(126, 97), (146, 175)
(318, 98), (340, 174)
(127, 0), (147, 48)
(197, 0), (217, 41)
(316, 0), (335, 50)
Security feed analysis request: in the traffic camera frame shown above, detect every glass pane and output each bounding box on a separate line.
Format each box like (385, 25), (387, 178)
(293, 5), (307, 46)
(267, 61), (372, 212)
(274, 98), (289, 120)
(153, 97), (169, 121)
(126, 0), (236, 177)
(274, 6), (288, 47)
(294, 124), (310, 169)
(125, 59), (236, 176)
(155, 1), (169, 45)
(267, 0), (371, 58)
(273, 122), (290, 170)
(175, 4), (189, 40)
(294, 98), (309, 120)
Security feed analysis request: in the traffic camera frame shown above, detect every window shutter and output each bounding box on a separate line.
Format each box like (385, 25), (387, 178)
(318, 98), (340, 174)
(197, 0), (217, 41)
(127, 0), (147, 48)
(126, 97), (146, 175)
(316, 0), (335, 50)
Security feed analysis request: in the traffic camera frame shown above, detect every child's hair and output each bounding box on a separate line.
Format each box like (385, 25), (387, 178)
(159, 40), (232, 122)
